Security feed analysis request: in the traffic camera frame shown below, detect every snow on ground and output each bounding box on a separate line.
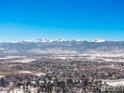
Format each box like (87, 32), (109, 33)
(79, 53), (124, 62)
(19, 71), (32, 74)
(0, 75), (4, 78)
(102, 79), (124, 87)
(0, 56), (26, 60)
(0, 87), (46, 93)
(13, 58), (36, 63)
(34, 72), (46, 76)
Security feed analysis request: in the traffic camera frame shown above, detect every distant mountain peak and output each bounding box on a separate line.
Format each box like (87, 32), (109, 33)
(86, 39), (105, 43)
(0, 39), (106, 43)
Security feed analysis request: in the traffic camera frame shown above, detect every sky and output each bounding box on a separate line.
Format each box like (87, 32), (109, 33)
(0, 0), (124, 41)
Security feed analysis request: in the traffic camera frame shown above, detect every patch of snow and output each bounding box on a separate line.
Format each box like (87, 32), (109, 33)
(19, 71), (32, 74)
(103, 79), (124, 87)
(0, 75), (4, 78)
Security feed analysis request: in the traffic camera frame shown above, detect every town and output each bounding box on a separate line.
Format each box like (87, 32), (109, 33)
(0, 55), (124, 93)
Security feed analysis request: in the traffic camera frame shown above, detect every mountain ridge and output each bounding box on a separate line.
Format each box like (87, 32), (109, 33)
(0, 40), (124, 55)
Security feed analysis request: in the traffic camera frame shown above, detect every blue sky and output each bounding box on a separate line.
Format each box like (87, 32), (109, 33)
(0, 0), (124, 41)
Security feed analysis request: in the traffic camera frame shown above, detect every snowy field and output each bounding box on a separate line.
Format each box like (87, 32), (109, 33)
(102, 79), (124, 87)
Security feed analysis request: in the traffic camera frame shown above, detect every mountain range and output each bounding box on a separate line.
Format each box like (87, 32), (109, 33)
(0, 39), (124, 55)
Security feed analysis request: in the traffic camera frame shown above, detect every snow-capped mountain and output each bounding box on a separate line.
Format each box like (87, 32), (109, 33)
(0, 39), (123, 55)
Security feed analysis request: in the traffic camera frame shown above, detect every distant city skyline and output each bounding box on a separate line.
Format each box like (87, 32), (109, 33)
(0, 0), (124, 41)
